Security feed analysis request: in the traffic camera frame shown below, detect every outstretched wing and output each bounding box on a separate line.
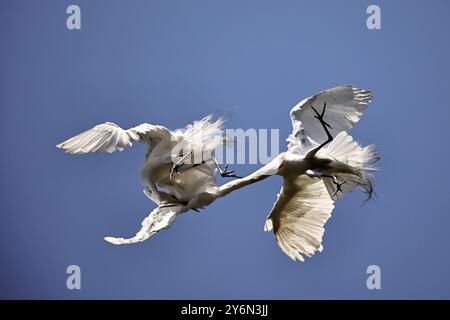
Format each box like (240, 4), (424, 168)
(288, 85), (372, 154)
(104, 204), (186, 245)
(264, 175), (335, 261)
(56, 122), (172, 154)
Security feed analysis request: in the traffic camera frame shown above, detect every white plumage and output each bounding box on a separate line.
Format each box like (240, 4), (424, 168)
(57, 85), (378, 261)
(212, 84), (378, 261)
(56, 122), (169, 154)
(264, 175), (335, 261)
(288, 85), (372, 155)
(104, 204), (185, 245)
(57, 115), (227, 205)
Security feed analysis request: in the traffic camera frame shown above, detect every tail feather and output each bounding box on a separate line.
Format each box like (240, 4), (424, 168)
(318, 132), (379, 201)
(181, 115), (231, 152)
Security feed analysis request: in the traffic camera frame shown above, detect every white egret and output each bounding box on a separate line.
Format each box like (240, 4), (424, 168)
(56, 115), (237, 207)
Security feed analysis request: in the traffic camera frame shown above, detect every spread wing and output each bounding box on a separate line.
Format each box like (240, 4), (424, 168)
(288, 85), (372, 154)
(264, 175), (335, 261)
(104, 204), (186, 245)
(56, 122), (173, 154)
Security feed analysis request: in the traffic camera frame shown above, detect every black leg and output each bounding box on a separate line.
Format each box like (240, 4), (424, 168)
(332, 179), (346, 197)
(170, 151), (192, 179)
(213, 159), (242, 178)
(306, 102), (334, 158)
(312, 173), (346, 197)
(311, 102), (333, 146)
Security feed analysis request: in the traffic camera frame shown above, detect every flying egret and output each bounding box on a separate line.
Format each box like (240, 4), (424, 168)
(104, 85), (378, 262)
(56, 115), (236, 207)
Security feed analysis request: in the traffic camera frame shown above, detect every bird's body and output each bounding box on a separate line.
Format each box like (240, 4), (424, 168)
(57, 115), (227, 206)
(139, 134), (180, 204)
(58, 85), (378, 262)
(211, 127), (376, 261)
(137, 134), (216, 205)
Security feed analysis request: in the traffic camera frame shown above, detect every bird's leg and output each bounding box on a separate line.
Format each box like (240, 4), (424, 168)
(170, 149), (211, 178)
(311, 102), (333, 147)
(306, 102), (334, 158)
(305, 170), (345, 196)
(212, 158), (242, 178)
(332, 179), (346, 197)
(170, 151), (192, 179)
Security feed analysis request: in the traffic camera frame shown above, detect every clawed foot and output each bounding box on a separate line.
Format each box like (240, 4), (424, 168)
(311, 102), (332, 130)
(332, 178), (346, 197)
(219, 164), (242, 178)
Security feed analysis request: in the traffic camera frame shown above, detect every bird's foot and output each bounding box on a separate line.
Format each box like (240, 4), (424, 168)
(332, 178), (346, 197)
(311, 102), (332, 129)
(219, 164), (242, 178)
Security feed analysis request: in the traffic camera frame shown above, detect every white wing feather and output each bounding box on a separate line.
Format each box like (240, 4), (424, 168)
(56, 122), (172, 154)
(288, 85), (372, 154)
(104, 204), (186, 245)
(264, 175), (335, 261)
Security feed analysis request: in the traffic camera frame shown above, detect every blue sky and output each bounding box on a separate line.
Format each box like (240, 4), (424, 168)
(1, 0), (450, 299)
